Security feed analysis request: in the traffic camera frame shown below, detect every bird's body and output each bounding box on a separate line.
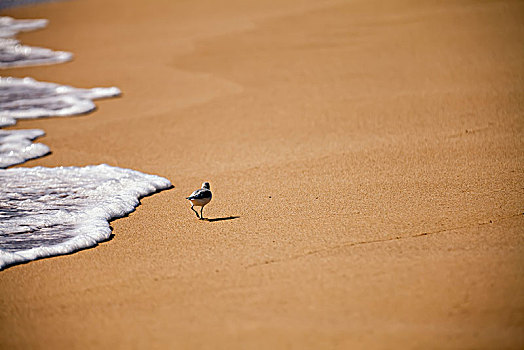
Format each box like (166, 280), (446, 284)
(186, 182), (212, 219)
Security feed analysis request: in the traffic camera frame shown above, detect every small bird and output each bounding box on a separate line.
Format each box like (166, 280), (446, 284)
(186, 182), (212, 220)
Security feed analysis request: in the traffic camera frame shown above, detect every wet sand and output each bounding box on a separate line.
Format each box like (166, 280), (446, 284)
(1, 0), (523, 348)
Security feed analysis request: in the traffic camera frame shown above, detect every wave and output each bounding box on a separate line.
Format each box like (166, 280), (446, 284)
(0, 15), (172, 271)
(0, 164), (172, 270)
(0, 129), (49, 168)
(0, 77), (121, 168)
(0, 17), (72, 68)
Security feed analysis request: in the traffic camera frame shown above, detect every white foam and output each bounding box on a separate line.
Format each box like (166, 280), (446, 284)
(0, 77), (121, 122)
(0, 77), (121, 167)
(0, 17), (72, 68)
(0, 38), (72, 68)
(0, 17), (70, 67)
(0, 129), (49, 168)
(0, 16), (48, 38)
(0, 164), (172, 270)
(0, 17), (161, 271)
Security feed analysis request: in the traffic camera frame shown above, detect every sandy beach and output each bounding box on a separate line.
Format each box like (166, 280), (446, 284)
(1, 0), (523, 348)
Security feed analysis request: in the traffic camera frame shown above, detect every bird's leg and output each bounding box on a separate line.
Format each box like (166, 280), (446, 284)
(190, 205), (200, 219)
(200, 206), (205, 220)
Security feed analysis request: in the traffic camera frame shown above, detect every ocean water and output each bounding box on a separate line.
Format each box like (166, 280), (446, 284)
(0, 15), (172, 269)
(0, 164), (172, 269)
(0, 0), (58, 11)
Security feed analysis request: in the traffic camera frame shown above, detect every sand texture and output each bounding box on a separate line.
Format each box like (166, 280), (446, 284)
(1, 0), (523, 348)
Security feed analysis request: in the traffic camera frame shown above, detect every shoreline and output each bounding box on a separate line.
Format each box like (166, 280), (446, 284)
(1, 0), (523, 349)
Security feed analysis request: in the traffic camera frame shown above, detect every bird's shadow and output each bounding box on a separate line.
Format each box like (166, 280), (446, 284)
(203, 216), (240, 222)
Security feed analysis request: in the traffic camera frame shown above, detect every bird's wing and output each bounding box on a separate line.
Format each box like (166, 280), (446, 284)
(186, 189), (211, 200)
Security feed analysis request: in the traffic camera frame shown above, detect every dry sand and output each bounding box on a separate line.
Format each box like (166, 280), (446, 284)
(1, 0), (523, 348)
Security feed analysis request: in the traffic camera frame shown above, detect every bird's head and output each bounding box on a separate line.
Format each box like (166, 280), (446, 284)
(202, 182), (210, 190)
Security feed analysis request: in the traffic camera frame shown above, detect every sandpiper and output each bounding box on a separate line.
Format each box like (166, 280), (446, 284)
(186, 182), (212, 220)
